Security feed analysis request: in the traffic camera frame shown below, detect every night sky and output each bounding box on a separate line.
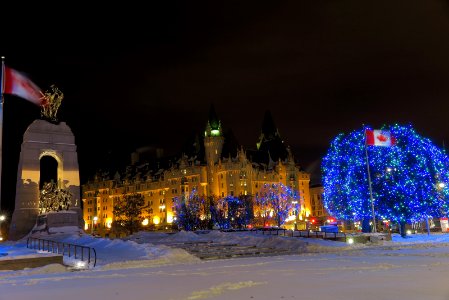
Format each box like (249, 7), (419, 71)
(2, 1), (449, 210)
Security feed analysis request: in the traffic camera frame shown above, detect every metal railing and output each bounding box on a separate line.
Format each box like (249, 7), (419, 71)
(290, 230), (349, 241)
(27, 237), (96, 267)
(251, 227), (288, 236)
(249, 228), (351, 242)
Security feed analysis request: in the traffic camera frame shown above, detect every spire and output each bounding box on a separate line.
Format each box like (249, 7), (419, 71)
(287, 146), (295, 165)
(261, 110), (279, 140)
(238, 146), (247, 162)
(205, 104), (222, 137)
(179, 153), (188, 169)
(256, 110), (288, 161)
(268, 150), (276, 170)
(204, 104), (225, 165)
(208, 104), (220, 131)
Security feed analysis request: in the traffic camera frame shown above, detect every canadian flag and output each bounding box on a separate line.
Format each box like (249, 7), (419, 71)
(3, 67), (43, 106)
(365, 129), (396, 146)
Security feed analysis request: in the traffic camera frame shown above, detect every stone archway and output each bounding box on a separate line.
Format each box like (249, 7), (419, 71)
(39, 155), (58, 190)
(9, 119), (83, 240)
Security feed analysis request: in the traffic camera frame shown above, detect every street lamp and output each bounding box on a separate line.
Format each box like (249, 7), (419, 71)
(0, 215), (5, 241)
(91, 216), (98, 235)
(292, 201), (298, 230)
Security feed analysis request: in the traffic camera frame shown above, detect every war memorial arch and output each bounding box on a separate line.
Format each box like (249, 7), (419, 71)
(8, 89), (83, 240)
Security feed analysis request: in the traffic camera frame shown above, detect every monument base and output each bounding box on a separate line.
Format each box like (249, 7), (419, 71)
(31, 211), (83, 236)
(9, 208), (39, 241)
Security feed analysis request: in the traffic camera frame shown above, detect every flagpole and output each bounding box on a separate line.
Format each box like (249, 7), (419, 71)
(365, 129), (377, 233)
(0, 56), (5, 212)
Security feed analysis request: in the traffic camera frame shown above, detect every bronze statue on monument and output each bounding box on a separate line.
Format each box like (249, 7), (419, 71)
(8, 85), (83, 240)
(41, 84), (63, 123)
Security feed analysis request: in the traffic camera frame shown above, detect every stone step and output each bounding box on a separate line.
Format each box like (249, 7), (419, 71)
(0, 254), (63, 271)
(171, 242), (292, 260)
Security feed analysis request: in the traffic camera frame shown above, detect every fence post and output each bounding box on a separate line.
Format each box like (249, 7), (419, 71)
(25, 237), (96, 268)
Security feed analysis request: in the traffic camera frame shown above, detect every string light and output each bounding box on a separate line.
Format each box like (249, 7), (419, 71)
(257, 183), (300, 227)
(322, 124), (449, 225)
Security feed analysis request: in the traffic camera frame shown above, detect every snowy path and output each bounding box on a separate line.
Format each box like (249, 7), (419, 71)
(1, 243), (448, 300)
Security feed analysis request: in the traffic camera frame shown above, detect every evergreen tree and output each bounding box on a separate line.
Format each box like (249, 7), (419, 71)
(113, 193), (146, 234)
(322, 124), (449, 235)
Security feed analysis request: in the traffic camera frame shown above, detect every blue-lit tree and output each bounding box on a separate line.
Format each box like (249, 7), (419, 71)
(238, 194), (254, 228)
(226, 195), (254, 229)
(173, 190), (205, 231)
(210, 196), (229, 229)
(322, 124), (449, 235)
(255, 183), (299, 227)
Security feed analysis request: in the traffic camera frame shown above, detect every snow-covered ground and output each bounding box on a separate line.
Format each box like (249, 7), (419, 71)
(1, 230), (449, 300)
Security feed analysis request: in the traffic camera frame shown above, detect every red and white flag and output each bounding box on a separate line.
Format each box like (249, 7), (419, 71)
(365, 129), (396, 146)
(3, 67), (43, 105)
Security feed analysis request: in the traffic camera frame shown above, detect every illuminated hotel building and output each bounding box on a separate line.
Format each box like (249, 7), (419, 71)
(81, 107), (313, 232)
(309, 184), (329, 219)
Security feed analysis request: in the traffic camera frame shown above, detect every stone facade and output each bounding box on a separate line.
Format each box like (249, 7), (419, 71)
(82, 109), (314, 232)
(9, 120), (82, 240)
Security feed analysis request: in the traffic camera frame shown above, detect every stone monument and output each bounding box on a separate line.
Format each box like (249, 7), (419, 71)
(8, 86), (83, 240)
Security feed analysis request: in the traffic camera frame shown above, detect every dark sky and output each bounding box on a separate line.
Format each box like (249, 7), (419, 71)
(2, 0), (449, 209)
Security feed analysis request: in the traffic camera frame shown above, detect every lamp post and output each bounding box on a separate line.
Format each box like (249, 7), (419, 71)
(292, 201), (298, 230)
(91, 216), (98, 235)
(0, 215), (5, 241)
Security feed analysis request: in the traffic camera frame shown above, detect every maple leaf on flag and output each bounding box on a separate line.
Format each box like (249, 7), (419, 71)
(377, 134), (388, 142)
(366, 129), (395, 147)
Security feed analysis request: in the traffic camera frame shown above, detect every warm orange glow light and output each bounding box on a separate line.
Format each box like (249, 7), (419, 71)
(167, 213), (174, 224)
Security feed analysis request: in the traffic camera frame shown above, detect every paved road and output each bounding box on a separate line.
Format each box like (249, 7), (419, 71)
(1, 242), (448, 300)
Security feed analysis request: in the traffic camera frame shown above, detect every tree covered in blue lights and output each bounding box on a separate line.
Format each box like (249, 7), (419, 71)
(209, 196), (228, 229)
(227, 195), (254, 229)
(173, 190), (210, 230)
(255, 183), (299, 227)
(322, 124), (449, 229)
(208, 195), (254, 230)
